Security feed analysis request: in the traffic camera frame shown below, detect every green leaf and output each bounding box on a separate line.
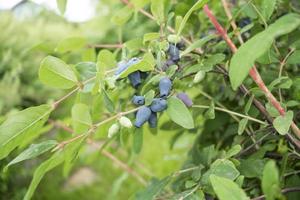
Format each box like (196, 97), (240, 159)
(133, 128), (143, 154)
(143, 32), (160, 44)
(210, 175), (249, 200)
(0, 105), (53, 160)
(125, 38), (143, 51)
(273, 111), (293, 135)
(144, 90), (155, 106)
(225, 145), (242, 158)
(112, 6), (133, 26)
(201, 159), (240, 185)
(287, 50), (300, 64)
(118, 53), (155, 78)
(262, 160), (281, 200)
(205, 101), (215, 119)
(5, 140), (57, 169)
(97, 49), (116, 68)
(261, 0), (276, 21)
(229, 14), (300, 90)
(39, 56), (78, 89)
(82, 48), (96, 62)
(238, 159), (265, 178)
(136, 176), (171, 200)
(56, 37), (86, 53)
(166, 97), (194, 129)
(74, 62), (96, 81)
(56, 0), (67, 14)
(71, 103), (92, 134)
(238, 119), (248, 135)
(177, 0), (208, 36)
(181, 34), (217, 56)
(150, 0), (165, 24)
(102, 89), (115, 113)
(24, 152), (65, 200)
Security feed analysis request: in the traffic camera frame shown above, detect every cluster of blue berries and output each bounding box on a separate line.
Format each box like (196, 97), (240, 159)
(115, 57), (147, 88)
(132, 77), (172, 128)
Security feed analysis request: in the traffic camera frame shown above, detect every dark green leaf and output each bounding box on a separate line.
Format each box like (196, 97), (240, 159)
(133, 128), (143, 154)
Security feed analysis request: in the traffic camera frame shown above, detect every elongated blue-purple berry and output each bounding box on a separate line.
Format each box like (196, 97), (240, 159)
(176, 92), (193, 107)
(148, 112), (157, 128)
(150, 98), (167, 112)
(159, 77), (172, 98)
(132, 95), (145, 105)
(168, 44), (180, 62)
(134, 106), (152, 128)
(128, 71), (141, 88)
(115, 61), (129, 75)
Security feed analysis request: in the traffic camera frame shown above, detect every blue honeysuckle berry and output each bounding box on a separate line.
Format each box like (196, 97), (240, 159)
(127, 57), (140, 66)
(128, 71), (142, 88)
(159, 77), (172, 98)
(176, 92), (193, 107)
(168, 44), (180, 62)
(134, 106), (152, 128)
(148, 111), (157, 128)
(132, 95), (145, 105)
(150, 98), (167, 112)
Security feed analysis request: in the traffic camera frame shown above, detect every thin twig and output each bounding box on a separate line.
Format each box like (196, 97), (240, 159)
(119, 0), (203, 54)
(251, 187), (300, 200)
(193, 105), (267, 125)
(278, 48), (295, 102)
(87, 139), (147, 186)
(87, 44), (124, 49)
(221, 0), (244, 44)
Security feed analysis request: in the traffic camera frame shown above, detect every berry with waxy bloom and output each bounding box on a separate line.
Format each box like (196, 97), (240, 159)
(134, 106), (152, 128)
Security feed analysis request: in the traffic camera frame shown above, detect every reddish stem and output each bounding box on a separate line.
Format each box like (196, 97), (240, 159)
(203, 5), (300, 139)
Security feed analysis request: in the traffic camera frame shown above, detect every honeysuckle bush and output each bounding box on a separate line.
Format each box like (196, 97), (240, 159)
(1, 0), (300, 199)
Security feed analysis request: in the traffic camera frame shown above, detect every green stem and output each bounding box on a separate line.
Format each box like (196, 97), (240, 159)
(192, 105), (267, 125)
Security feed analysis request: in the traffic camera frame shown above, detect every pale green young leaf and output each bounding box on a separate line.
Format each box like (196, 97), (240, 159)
(273, 111), (293, 135)
(262, 160), (281, 200)
(210, 175), (249, 200)
(97, 49), (116, 68)
(150, 0), (165, 24)
(56, 0), (67, 14)
(5, 140), (57, 169)
(56, 37), (86, 53)
(177, 0), (208, 36)
(39, 56), (78, 89)
(82, 48), (96, 62)
(125, 38), (143, 51)
(229, 14), (300, 90)
(166, 97), (194, 129)
(71, 103), (92, 134)
(0, 104), (53, 160)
